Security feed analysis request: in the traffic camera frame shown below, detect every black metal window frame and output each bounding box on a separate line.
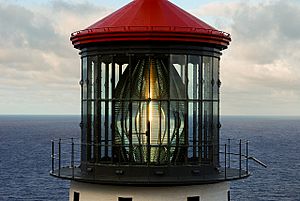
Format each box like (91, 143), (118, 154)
(80, 52), (220, 166)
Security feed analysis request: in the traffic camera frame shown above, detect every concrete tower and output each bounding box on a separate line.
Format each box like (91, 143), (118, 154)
(50, 0), (251, 200)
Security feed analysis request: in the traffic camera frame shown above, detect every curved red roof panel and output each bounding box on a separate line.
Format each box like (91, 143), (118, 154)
(70, 0), (231, 49)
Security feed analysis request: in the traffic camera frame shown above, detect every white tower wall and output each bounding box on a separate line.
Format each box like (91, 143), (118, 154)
(69, 181), (229, 201)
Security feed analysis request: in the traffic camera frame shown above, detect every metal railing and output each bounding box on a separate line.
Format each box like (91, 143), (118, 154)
(51, 138), (81, 178)
(51, 138), (257, 180)
(220, 139), (249, 179)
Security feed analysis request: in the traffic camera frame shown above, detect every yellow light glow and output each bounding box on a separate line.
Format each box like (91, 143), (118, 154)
(149, 60), (153, 134)
(114, 56), (187, 163)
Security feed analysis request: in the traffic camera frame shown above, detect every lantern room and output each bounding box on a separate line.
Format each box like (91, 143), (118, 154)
(72, 0), (231, 170)
(50, 0), (253, 200)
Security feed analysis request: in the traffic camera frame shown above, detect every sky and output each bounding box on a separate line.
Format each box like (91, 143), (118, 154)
(0, 0), (300, 116)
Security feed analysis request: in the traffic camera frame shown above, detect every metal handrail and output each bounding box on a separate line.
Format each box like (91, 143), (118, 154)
(248, 156), (267, 168)
(51, 138), (254, 180)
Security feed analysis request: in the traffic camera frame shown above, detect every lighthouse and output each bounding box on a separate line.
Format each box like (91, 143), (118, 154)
(50, 0), (251, 200)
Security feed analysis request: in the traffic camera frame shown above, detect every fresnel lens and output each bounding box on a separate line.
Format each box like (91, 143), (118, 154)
(115, 56), (185, 163)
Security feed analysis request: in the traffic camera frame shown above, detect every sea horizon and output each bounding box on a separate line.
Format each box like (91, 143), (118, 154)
(0, 115), (299, 200)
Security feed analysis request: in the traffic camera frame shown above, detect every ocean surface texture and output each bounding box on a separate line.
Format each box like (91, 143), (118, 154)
(0, 116), (299, 201)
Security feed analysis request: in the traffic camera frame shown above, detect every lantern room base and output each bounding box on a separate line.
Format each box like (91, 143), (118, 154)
(69, 181), (229, 201)
(51, 165), (249, 185)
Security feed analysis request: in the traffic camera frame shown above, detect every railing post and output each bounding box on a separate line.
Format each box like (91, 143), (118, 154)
(246, 140), (249, 174)
(58, 138), (61, 177)
(239, 139), (242, 178)
(71, 138), (74, 179)
(51, 140), (54, 173)
(228, 139), (231, 168)
(224, 144), (227, 179)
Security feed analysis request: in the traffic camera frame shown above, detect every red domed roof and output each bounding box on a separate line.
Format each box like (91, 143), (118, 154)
(70, 0), (231, 49)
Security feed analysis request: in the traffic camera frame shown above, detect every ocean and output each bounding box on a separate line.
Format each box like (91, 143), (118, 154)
(0, 115), (299, 201)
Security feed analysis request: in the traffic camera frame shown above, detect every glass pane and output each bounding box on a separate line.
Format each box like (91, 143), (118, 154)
(114, 54), (129, 88)
(82, 100), (88, 133)
(107, 101), (112, 158)
(83, 83), (87, 100)
(109, 63), (113, 99)
(100, 101), (105, 158)
(92, 61), (95, 99)
(100, 62), (106, 99)
(114, 100), (127, 162)
(88, 57), (96, 100)
(203, 56), (213, 100)
(132, 100), (148, 163)
(170, 55), (187, 99)
(169, 100), (186, 163)
(99, 55), (113, 100)
(88, 100), (95, 159)
(82, 57), (87, 100)
(197, 100), (202, 159)
(82, 100), (88, 161)
(82, 57), (87, 80)
(213, 57), (219, 100)
(188, 56), (201, 100)
(212, 101), (219, 165)
(188, 101), (198, 159)
(212, 102), (219, 138)
(202, 101), (212, 160)
(115, 63), (128, 89)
